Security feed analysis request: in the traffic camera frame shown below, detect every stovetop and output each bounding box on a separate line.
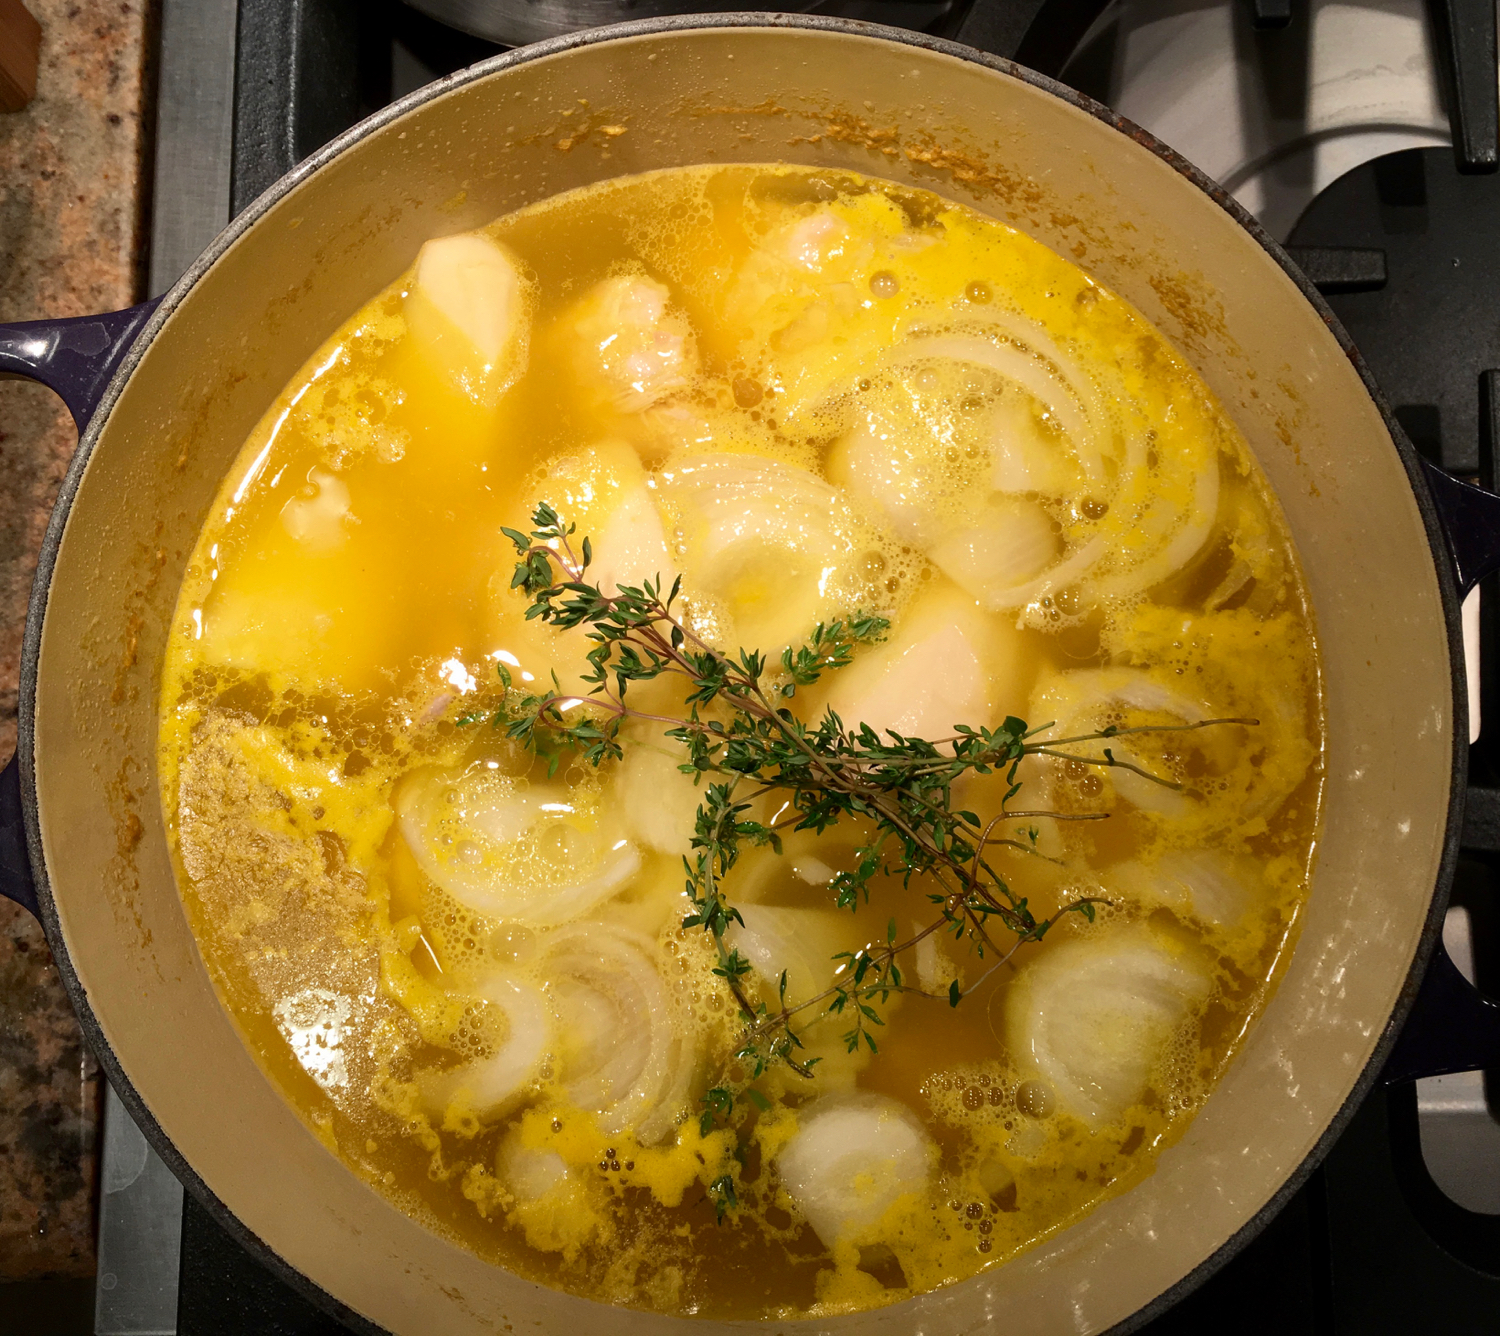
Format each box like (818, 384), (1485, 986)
(98, 0), (1500, 1332)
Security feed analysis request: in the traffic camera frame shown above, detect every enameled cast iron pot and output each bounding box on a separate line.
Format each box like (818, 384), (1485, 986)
(3, 16), (1500, 1334)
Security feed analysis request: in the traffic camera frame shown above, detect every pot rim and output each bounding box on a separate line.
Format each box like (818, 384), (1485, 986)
(15, 14), (1468, 1334)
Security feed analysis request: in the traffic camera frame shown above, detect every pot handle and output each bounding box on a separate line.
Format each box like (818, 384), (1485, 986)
(0, 299), (162, 432)
(1384, 940), (1500, 1083)
(1419, 456), (1500, 597)
(1380, 458), (1500, 1081)
(0, 299), (163, 921)
(0, 755), (37, 918)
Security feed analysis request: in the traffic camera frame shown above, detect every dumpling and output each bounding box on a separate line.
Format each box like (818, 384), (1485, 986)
(776, 1093), (934, 1246)
(405, 232), (530, 405)
(396, 763), (639, 926)
(1005, 924), (1212, 1129)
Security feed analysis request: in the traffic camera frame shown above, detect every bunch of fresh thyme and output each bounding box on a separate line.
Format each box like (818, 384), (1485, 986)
(473, 505), (1250, 1138)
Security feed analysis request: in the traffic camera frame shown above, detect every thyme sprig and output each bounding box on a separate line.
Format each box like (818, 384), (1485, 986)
(480, 506), (1253, 1106)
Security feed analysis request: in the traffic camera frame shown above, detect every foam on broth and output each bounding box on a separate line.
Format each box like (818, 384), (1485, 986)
(158, 165), (1324, 1318)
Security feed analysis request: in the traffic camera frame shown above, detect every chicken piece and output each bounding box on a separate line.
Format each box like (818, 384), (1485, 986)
(769, 207), (855, 272)
(279, 467), (353, 550)
(570, 274), (697, 413)
(200, 468), (405, 693)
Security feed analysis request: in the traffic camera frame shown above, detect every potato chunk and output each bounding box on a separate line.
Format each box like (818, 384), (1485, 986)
(406, 232), (530, 405)
(821, 587), (1033, 740)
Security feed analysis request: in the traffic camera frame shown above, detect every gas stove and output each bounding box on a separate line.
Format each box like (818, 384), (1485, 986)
(99, 1), (1500, 1331)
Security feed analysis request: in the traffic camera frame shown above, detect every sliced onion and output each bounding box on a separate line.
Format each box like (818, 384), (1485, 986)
(530, 441), (678, 596)
(829, 410), (946, 546)
(619, 734), (701, 856)
(727, 905), (876, 1010)
(913, 923), (960, 992)
(1115, 849), (1257, 929)
(990, 399), (1080, 496)
(776, 1093), (934, 1246)
(1032, 668), (1218, 818)
(1006, 924), (1211, 1130)
(890, 332), (1104, 486)
(927, 499), (1059, 608)
(422, 973), (550, 1118)
(965, 308), (1112, 457)
(1097, 448), (1220, 599)
(542, 923), (695, 1145)
(965, 535), (1109, 617)
(1038, 658), (1311, 831)
(587, 481), (676, 596)
(662, 453), (840, 561)
(397, 764), (640, 925)
(660, 453), (866, 654)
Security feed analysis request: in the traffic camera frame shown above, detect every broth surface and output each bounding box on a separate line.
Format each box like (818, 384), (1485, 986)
(159, 165), (1324, 1318)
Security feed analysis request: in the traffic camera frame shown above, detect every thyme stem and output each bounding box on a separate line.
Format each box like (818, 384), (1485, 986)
(488, 505), (1250, 1094)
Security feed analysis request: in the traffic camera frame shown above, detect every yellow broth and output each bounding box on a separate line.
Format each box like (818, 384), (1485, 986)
(158, 165), (1324, 1318)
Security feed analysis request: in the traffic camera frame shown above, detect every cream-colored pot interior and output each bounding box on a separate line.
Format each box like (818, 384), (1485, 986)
(27, 20), (1454, 1336)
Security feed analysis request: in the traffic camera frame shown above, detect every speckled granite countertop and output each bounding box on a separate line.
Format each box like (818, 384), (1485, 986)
(0, 0), (153, 1282)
